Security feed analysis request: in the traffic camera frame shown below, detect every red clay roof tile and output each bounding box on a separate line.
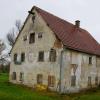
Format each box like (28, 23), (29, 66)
(34, 6), (100, 56)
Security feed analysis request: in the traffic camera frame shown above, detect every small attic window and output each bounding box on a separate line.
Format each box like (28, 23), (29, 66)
(38, 32), (43, 38)
(23, 35), (27, 41)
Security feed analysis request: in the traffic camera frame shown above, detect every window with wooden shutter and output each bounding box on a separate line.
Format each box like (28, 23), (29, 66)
(71, 75), (76, 87)
(49, 49), (56, 62)
(38, 51), (44, 62)
(12, 72), (16, 80)
(37, 74), (43, 84)
(21, 53), (25, 62)
(48, 75), (55, 87)
(29, 33), (35, 44)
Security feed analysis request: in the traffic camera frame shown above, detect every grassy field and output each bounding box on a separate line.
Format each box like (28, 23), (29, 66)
(0, 73), (100, 100)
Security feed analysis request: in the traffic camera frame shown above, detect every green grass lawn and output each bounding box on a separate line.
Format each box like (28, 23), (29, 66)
(0, 73), (100, 100)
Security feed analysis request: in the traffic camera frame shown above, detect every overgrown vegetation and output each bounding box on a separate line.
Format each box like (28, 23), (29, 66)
(0, 73), (100, 100)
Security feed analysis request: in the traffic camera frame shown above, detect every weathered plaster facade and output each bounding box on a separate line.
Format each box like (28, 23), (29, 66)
(9, 7), (100, 93)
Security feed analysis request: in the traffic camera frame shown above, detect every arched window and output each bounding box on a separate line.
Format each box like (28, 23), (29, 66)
(49, 49), (56, 62)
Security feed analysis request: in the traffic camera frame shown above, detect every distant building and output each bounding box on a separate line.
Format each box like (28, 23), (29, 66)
(9, 6), (100, 93)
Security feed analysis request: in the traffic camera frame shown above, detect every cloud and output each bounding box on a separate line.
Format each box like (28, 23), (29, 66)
(0, 0), (100, 43)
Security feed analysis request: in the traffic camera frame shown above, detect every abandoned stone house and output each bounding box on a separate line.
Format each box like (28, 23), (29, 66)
(9, 6), (100, 93)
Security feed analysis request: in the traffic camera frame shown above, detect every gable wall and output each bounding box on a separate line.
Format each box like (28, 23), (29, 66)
(10, 9), (62, 88)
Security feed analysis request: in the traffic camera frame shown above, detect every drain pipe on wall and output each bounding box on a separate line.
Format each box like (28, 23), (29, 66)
(59, 47), (65, 94)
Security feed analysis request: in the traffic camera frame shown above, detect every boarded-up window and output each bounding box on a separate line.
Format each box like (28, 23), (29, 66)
(88, 76), (91, 86)
(12, 72), (16, 80)
(95, 76), (98, 86)
(14, 54), (17, 62)
(20, 72), (24, 81)
(49, 49), (56, 62)
(38, 51), (44, 62)
(21, 53), (25, 62)
(48, 75), (55, 87)
(89, 57), (92, 64)
(37, 74), (43, 84)
(71, 75), (76, 87)
(29, 33), (35, 43)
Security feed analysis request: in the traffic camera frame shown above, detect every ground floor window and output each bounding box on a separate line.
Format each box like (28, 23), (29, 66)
(37, 74), (43, 84)
(95, 76), (98, 86)
(88, 76), (91, 86)
(48, 75), (55, 87)
(71, 75), (76, 87)
(12, 72), (16, 80)
(20, 72), (24, 82)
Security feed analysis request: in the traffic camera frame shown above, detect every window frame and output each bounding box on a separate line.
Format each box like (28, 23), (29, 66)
(38, 32), (43, 39)
(12, 72), (16, 80)
(71, 75), (76, 87)
(21, 53), (25, 62)
(38, 51), (44, 62)
(14, 53), (17, 62)
(49, 49), (56, 62)
(29, 33), (35, 44)
(89, 56), (92, 65)
(48, 75), (55, 87)
(20, 72), (24, 82)
(88, 76), (92, 86)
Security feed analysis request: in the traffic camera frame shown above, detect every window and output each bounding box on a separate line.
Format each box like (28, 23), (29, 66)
(21, 53), (25, 62)
(89, 57), (92, 64)
(49, 49), (56, 62)
(14, 54), (17, 62)
(95, 76), (98, 86)
(20, 72), (24, 81)
(38, 51), (44, 62)
(38, 32), (43, 38)
(29, 33), (35, 43)
(88, 76), (91, 86)
(48, 75), (55, 87)
(12, 72), (16, 80)
(23, 35), (27, 41)
(71, 75), (76, 87)
(37, 74), (43, 84)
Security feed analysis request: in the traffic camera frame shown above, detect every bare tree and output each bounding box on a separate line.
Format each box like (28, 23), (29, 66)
(0, 40), (6, 64)
(7, 28), (16, 46)
(0, 40), (6, 55)
(6, 19), (22, 47)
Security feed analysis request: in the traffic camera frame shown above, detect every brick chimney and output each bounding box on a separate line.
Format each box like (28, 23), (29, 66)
(75, 20), (80, 28)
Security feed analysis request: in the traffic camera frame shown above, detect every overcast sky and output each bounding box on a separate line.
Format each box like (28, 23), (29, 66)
(0, 0), (100, 43)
